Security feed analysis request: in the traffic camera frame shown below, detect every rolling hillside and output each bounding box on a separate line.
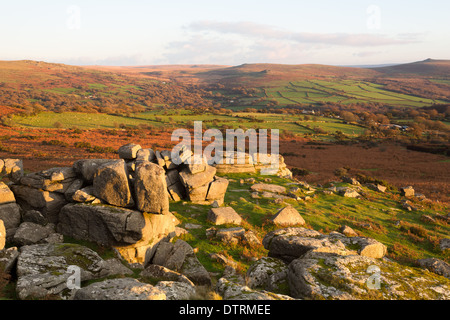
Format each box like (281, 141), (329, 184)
(0, 59), (449, 114)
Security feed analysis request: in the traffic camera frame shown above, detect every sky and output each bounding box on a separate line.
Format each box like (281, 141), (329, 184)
(0, 0), (449, 66)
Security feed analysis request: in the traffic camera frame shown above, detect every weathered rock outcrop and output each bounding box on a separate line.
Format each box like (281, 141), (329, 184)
(93, 160), (134, 208)
(246, 257), (290, 295)
(418, 258), (450, 279)
(214, 152), (292, 179)
(74, 278), (166, 300)
(2, 158), (24, 182)
(57, 203), (145, 247)
(263, 227), (387, 263)
(150, 239), (211, 286)
(13, 222), (57, 246)
(216, 267), (294, 300)
(134, 161), (169, 214)
(288, 251), (450, 300)
(0, 246), (19, 274)
(15, 243), (132, 299)
(11, 185), (67, 224)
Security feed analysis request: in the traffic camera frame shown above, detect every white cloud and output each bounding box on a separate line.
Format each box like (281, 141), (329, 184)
(162, 20), (421, 65)
(188, 21), (419, 47)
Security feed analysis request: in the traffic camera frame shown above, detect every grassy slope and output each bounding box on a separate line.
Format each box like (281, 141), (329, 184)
(170, 172), (449, 278)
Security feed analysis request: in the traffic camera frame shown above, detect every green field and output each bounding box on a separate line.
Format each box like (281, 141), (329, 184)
(254, 79), (447, 108)
(12, 111), (366, 139)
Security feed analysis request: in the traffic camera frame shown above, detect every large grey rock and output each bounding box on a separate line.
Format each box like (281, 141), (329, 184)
(0, 182), (15, 204)
(263, 228), (336, 262)
(13, 222), (55, 246)
(141, 264), (194, 286)
(271, 206), (305, 227)
(246, 257), (289, 295)
(206, 177), (229, 202)
(155, 281), (196, 300)
(288, 251), (450, 300)
(0, 203), (21, 237)
(10, 185), (67, 223)
(187, 183), (210, 203)
(151, 240), (211, 286)
(118, 143), (142, 160)
(115, 211), (178, 266)
(74, 278), (166, 300)
(207, 207), (242, 226)
(92, 159), (134, 208)
(136, 148), (156, 162)
(167, 182), (186, 202)
(16, 243), (126, 300)
(22, 210), (47, 226)
(165, 169), (181, 187)
(179, 165), (217, 190)
(263, 228), (387, 263)
(418, 258), (450, 279)
(0, 246), (19, 274)
(184, 154), (208, 174)
(216, 277), (293, 300)
(134, 161), (169, 214)
(20, 167), (77, 193)
(64, 179), (84, 202)
(3, 159), (23, 182)
(327, 232), (388, 259)
(57, 203), (145, 247)
(72, 159), (115, 183)
(251, 183), (286, 194)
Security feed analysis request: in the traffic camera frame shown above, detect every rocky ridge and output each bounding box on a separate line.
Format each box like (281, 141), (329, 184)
(0, 144), (449, 300)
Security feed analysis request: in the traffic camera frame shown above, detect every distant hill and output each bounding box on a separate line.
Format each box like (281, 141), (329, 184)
(0, 59), (449, 114)
(373, 59), (450, 77)
(0, 60), (212, 113)
(195, 63), (379, 86)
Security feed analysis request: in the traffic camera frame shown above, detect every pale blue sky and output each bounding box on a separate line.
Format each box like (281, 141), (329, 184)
(0, 0), (448, 66)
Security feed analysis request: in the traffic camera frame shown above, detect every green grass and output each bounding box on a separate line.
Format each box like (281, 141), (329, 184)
(12, 110), (366, 140)
(254, 79), (447, 108)
(167, 171), (449, 281)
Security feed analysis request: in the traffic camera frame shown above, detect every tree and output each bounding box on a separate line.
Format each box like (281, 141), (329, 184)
(53, 121), (63, 129)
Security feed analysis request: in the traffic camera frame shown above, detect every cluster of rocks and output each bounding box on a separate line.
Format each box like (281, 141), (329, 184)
(0, 143), (233, 300)
(122, 143), (229, 206)
(1, 145), (449, 301)
(215, 152), (292, 179)
(215, 227), (449, 300)
(247, 181), (316, 204)
(2, 239), (205, 300)
(0, 143), (233, 265)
